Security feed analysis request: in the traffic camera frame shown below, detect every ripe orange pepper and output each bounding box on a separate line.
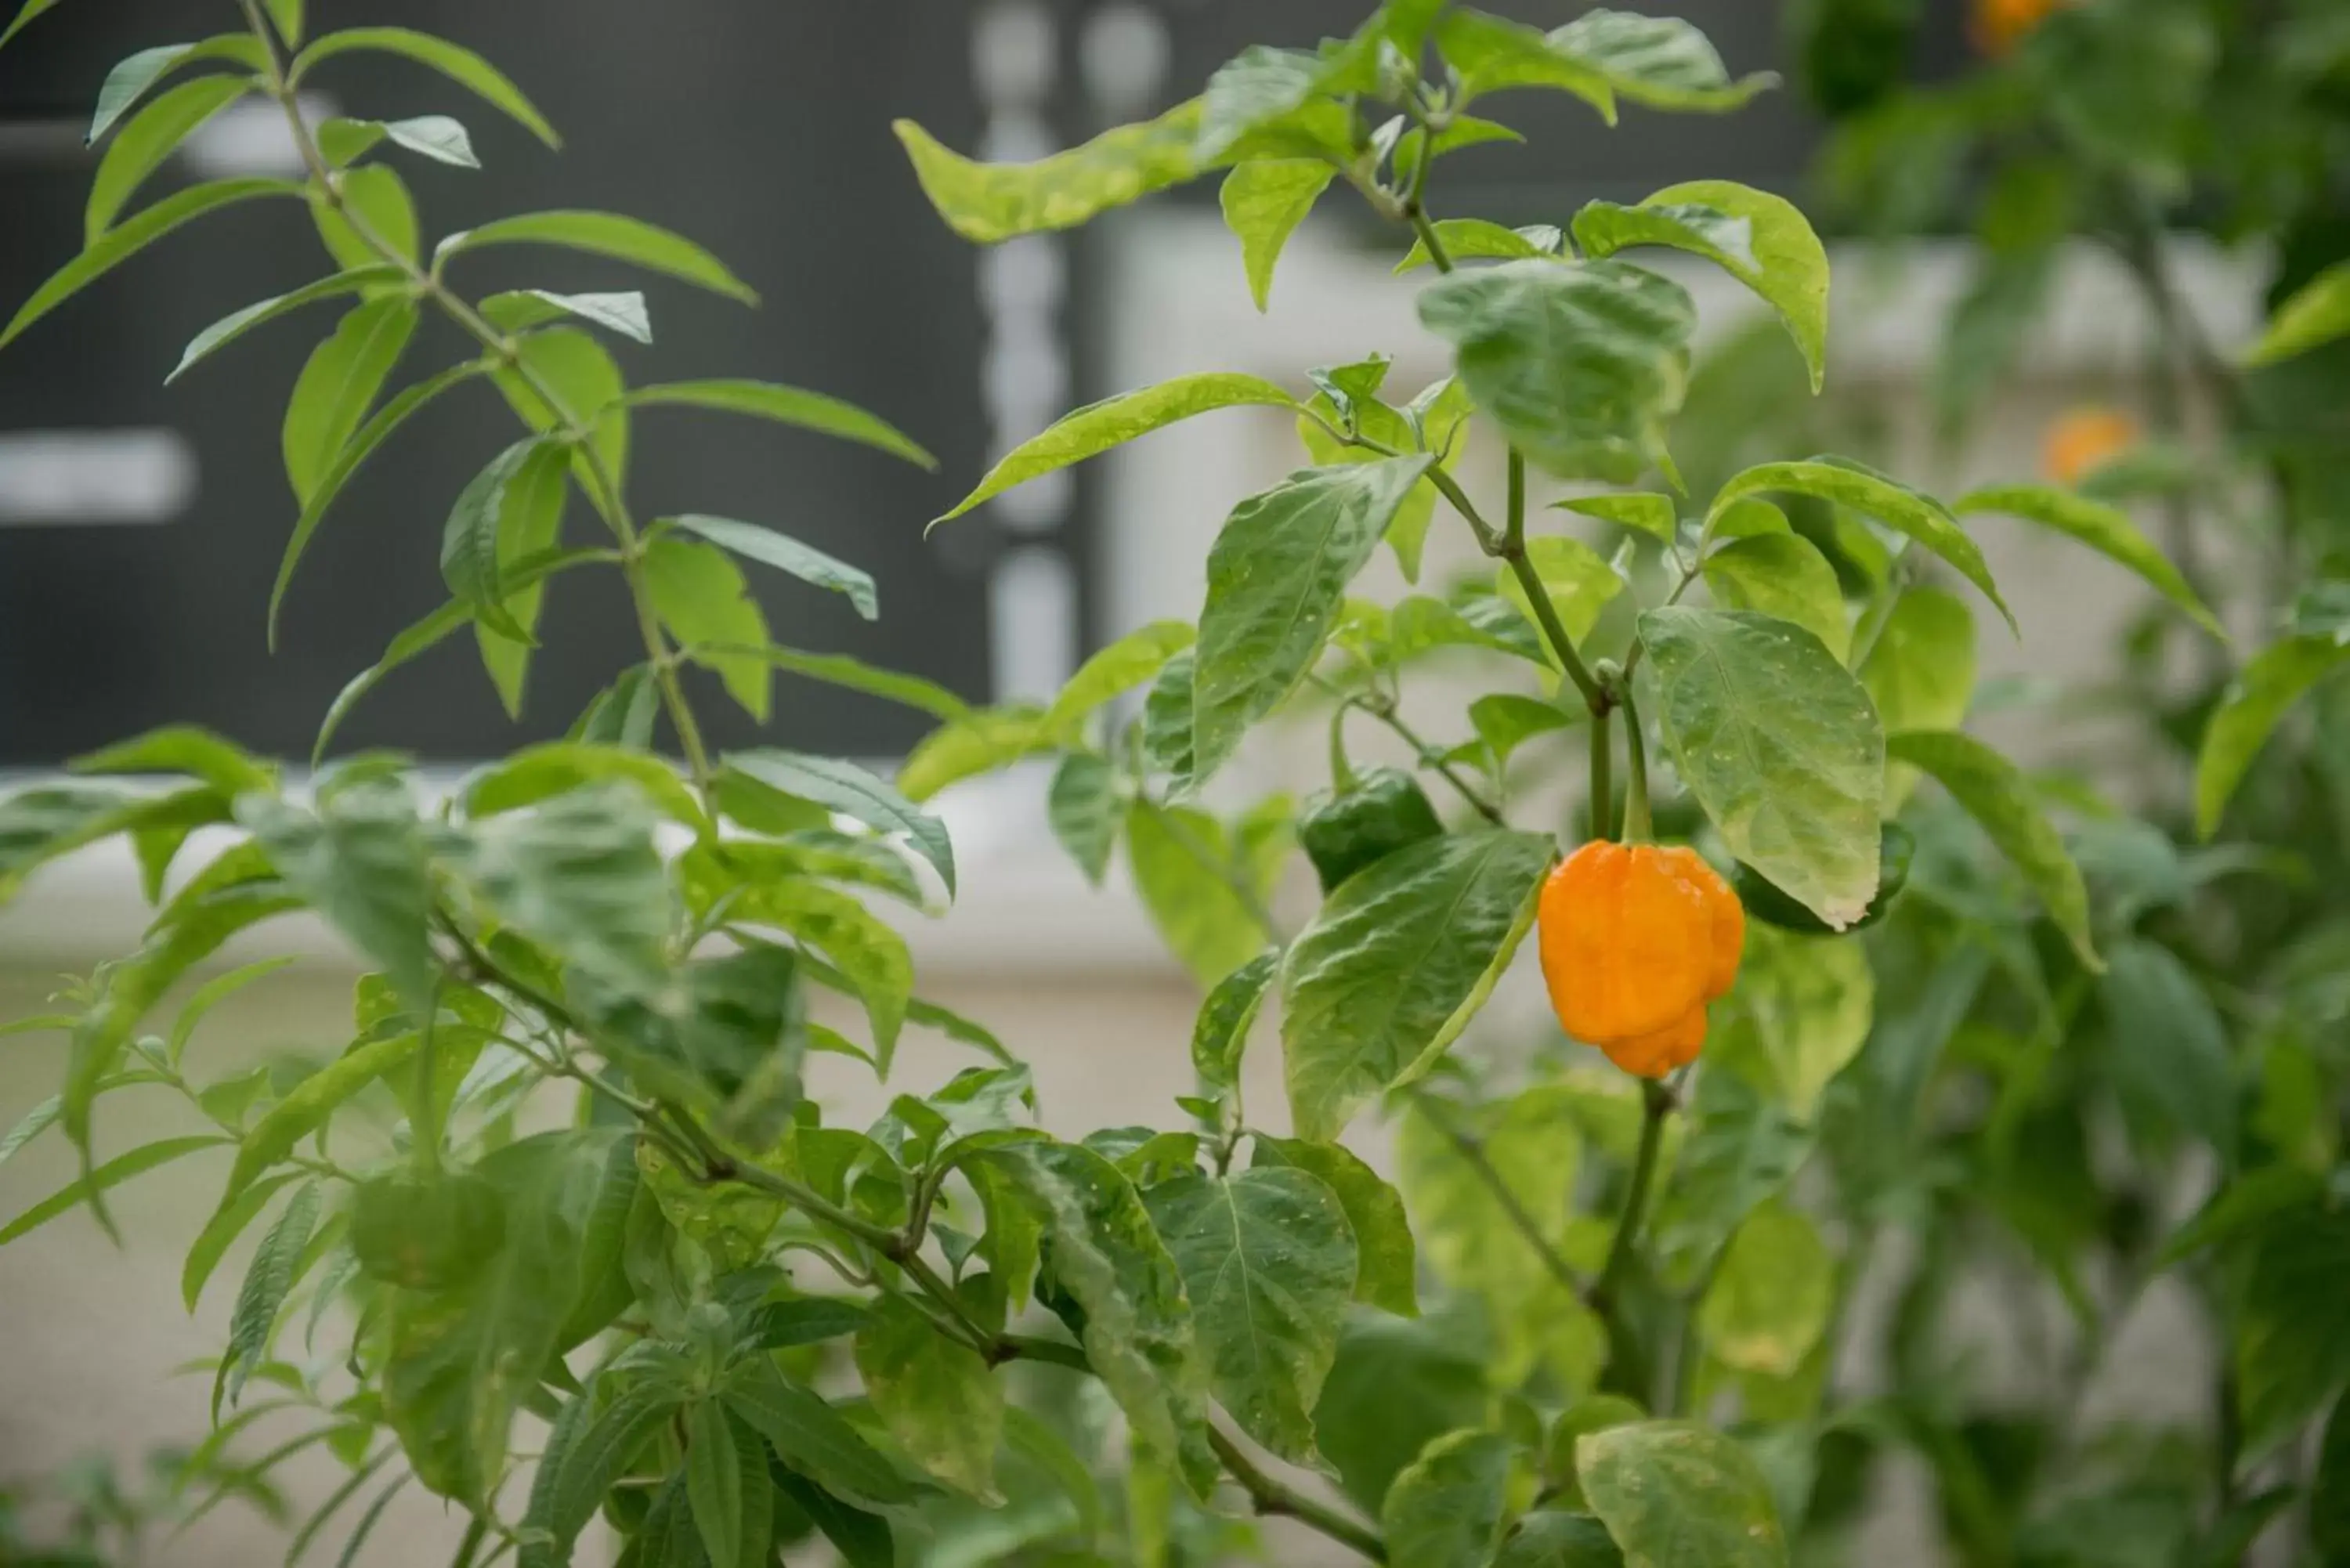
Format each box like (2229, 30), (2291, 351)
(1970, 0), (2068, 56)
(1538, 841), (1745, 1078)
(2042, 406), (2138, 486)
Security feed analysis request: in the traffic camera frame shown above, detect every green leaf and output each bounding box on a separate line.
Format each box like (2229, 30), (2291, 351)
(381, 1131), (631, 1503)
(1549, 9), (1776, 111)
(1464, 694), (1578, 774)
(272, 360), (489, 648)
(1125, 803), (1274, 988)
(260, 0), (301, 41)
(1048, 620), (1195, 735)
(2, 176), (296, 351)
(1696, 1203), (1831, 1378)
(1650, 1068), (1809, 1290)
(464, 781), (670, 995)
(769, 1466), (894, 1568)
(170, 956), (298, 1071)
(376, 114), (478, 167)
(1193, 456), (1432, 782)
(444, 210), (752, 303)
(216, 1031), (425, 1215)
(700, 645), (967, 724)
(1434, 9), (1616, 118)
(485, 287), (651, 345)
(1497, 534), (1625, 654)
(1396, 219), (1563, 274)
(1956, 483), (2221, 638)
(624, 379), (934, 468)
(895, 100), (1207, 245)
(179, 1171), (300, 1313)
(295, 27), (559, 146)
(855, 1292), (1003, 1502)
(1143, 1168), (1357, 1461)
(1577, 1421), (1788, 1568)
(1295, 378), (1472, 584)
(2196, 635), (2350, 837)
(1048, 753), (1120, 886)
(1141, 651), (1199, 785)
(1251, 1135), (1417, 1316)
(1858, 585), (1975, 810)
(1635, 606), (1884, 928)
(1712, 924), (1874, 1121)
(2099, 938), (2236, 1163)
(1711, 460), (2012, 632)
(2231, 1201), (2350, 1457)
(0, 1134), (226, 1245)
(1702, 534), (1849, 660)
(238, 776), (433, 1010)
(1189, 948), (1279, 1089)
(1282, 829), (1554, 1140)
(0, 0), (64, 52)
(284, 295), (418, 506)
(978, 1141), (1216, 1494)
(643, 537), (772, 721)
(467, 742), (703, 830)
(685, 1399), (744, 1568)
(1496, 1512), (1628, 1568)
(1574, 182), (1830, 392)
(2245, 259), (2350, 367)
(70, 724), (273, 793)
(168, 266), (406, 385)
(1885, 729), (2100, 970)
(898, 706), (1059, 801)
(734, 881), (909, 1068)
(2316, 1394), (2350, 1560)
(490, 324), (628, 498)
(722, 750), (953, 898)
(472, 428), (573, 719)
(1220, 160), (1334, 312)
(666, 514), (874, 620)
(0, 1096), (60, 1172)
(1554, 492), (1678, 547)
(86, 74), (254, 241)
(935, 372), (1296, 526)
(720, 1353), (915, 1510)
(1417, 260), (1695, 483)
(86, 37), (260, 143)
(217, 1181), (319, 1412)
(519, 1383), (682, 1568)
(439, 438), (564, 643)
(1384, 1428), (1515, 1568)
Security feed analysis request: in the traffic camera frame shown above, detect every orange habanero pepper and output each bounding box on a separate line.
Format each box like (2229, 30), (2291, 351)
(1537, 841), (1745, 1079)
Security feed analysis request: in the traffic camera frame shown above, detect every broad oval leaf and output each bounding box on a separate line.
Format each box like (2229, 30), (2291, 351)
(1695, 1202), (1832, 1378)
(1577, 1421), (1788, 1568)
(1555, 492), (1678, 546)
(1047, 751), (1120, 886)
(624, 379), (934, 468)
(1251, 1134), (1418, 1317)
(935, 371), (1298, 526)
(1396, 219), (1564, 274)
(1857, 584), (1975, 810)
(722, 750), (954, 898)
(443, 209), (754, 303)
(1143, 1167), (1358, 1462)
(855, 1293), (1003, 1503)
(667, 514), (875, 620)
(1220, 159), (1334, 312)
(1384, 1428), (1516, 1568)
(1125, 803), (1276, 988)
(1498, 534), (1625, 655)
(237, 775), (434, 1010)
(1047, 620), (1195, 734)
(85, 74), (253, 241)
(897, 706), (1058, 801)
(1434, 9), (1616, 118)
(1192, 456), (1432, 783)
(295, 27), (559, 146)
(1635, 606), (1883, 928)
(1417, 258), (1695, 483)
(1702, 533), (1849, 661)
(2195, 636), (2350, 838)
(1282, 829), (1554, 1140)
(1549, 9), (1777, 111)
(1885, 728), (2099, 969)
(1957, 482), (2221, 638)
(1709, 925), (1875, 1121)
(1711, 459), (2012, 632)
(895, 100), (1207, 245)
(1573, 180), (1829, 392)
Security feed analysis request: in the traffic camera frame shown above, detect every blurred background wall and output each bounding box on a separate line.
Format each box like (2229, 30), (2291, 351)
(0, 1), (2263, 1562)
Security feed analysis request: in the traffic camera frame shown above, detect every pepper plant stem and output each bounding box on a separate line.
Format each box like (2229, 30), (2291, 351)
(1593, 1078), (1673, 1311)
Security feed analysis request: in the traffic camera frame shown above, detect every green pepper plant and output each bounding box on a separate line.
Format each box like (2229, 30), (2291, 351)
(0, 1), (2247, 1565)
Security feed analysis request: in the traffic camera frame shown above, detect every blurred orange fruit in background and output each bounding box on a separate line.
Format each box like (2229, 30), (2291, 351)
(2043, 406), (2138, 485)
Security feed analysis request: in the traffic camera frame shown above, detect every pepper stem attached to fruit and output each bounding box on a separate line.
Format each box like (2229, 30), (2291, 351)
(1620, 690), (1654, 844)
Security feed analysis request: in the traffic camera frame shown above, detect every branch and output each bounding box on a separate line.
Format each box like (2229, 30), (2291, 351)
(1592, 1077), (1675, 1313)
(1207, 1424), (1389, 1563)
(1405, 1088), (1588, 1301)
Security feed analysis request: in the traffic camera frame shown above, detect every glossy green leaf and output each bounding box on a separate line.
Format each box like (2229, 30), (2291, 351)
(1125, 802), (1276, 988)
(1495, 1512), (1628, 1568)
(1465, 693), (1578, 773)
(464, 781), (670, 995)
(216, 1180), (318, 1411)
(1957, 483), (2220, 638)
(721, 1350), (916, 1510)
(1047, 752), (1120, 886)
(895, 99), (1207, 245)
(935, 371), (1296, 526)
(439, 437), (563, 643)
(86, 38), (259, 143)
(2245, 259), (2350, 367)
(898, 706), (1058, 801)
(519, 1382), (682, 1568)
(723, 750), (953, 898)
(1384, 1428), (1515, 1568)
(855, 1292), (1003, 1502)
(733, 880), (909, 1068)
(701, 645), (966, 724)
(1283, 829), (1554, 1140)
(1703, 534), (1849, 660)
(445, 209), (752, 302)
(1220, 159), (1334, 312)
(2195, 636), (2350, 837)
(1048, 620), (1195, 734)
(0, 1134), (226, 1245)
(1141, 649), (1199, 784)
(486, 287), (651, 344)
(295, 27), (559, 146)
(378, 114), (477, 167)
(1434, 9), (1616, 117)
(2100, 938), (2236, 1162)
(470, 421), (573, 717)
(1144, 1168), (1357, 1461)
(1858, 585), (1975, 809)
(467, 742), (703, 830)
(663, 515), (873, 621)
(1418, 259), (1695, 483)
(1886, 729), (2099, 970)
(1711, 460), (2012, 632)
(624, 378), (933, 468)
(1574, 182), (1829, 392)
(489, 323), (627, 500)
(2, 177), (296, 352)
(284, 295), (418, 505)
(85, 74), (253, 241)
(1195, 42), (1355, 159)
(1396, 219), (1564, 274)
(272, 361), (489, 648)
(309, 162), (417, 268)
(168, 266), (406, 385)
(1696, 1203), (1832, 1378)
(1193, 456), (1431, 782)
(1554, 492), (1678, 546)
(1550, 9), (1776, 110)
(0, 0), (63, 50)
(1189, 948), (1278, 1089)
(978, 1140), (1216, 1494)
(1636, 606), (1883, 927)
(1577, 1421), (1788, 1568)
(1251, 1134), (1417, 1316)
(643, 537), (772, 721)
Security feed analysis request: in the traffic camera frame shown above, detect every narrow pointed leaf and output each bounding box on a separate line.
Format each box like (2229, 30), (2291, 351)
(443, 209), (753, 302)
(295, 27), (559, 146)
(667, 514), (875, 620)
(895, 101), (1208, 245)
(2195, 636), (2350, 837)
(85, 75), (253, 240)
(624, 379), (933, 468)
(722, 750), (953, 897)
(283, 296), (418, 505)
(168, 266), (406, 384)
(1220, 159), (1334, 312)
(1958, 482), (2222, 638)
(0, 1134), (227, 1245)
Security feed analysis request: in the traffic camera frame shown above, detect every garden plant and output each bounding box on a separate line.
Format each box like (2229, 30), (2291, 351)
(0, 0), (2344, 1564)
